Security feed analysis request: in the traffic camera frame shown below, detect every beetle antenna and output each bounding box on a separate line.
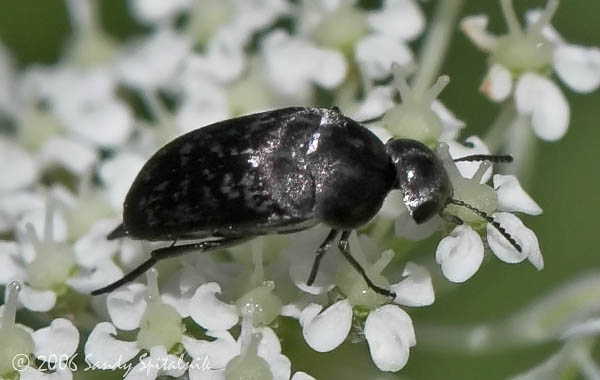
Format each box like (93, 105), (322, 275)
(453, 154), (513, 163)
(447, 199), (522, 252)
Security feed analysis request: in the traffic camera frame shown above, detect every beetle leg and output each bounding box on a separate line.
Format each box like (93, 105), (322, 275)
(306, 229), (339, 286)
(91, 236), (251, 296)
(337, 231), (396, 299)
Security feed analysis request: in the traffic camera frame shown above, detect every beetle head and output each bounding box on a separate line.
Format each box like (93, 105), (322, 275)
(385, 138), (453, 224)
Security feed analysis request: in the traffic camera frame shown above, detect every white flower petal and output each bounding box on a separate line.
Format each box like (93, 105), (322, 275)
(367, 0), (425, 41)
(189, 282), (239, 330)
(436, 225), (484, 283)
(300, 300), (352, 352)
(257, 327), (291, 380)
(232, 0), (290, 36)
(66, 259), (124, 294)
(99, 152), (146, 212)
(46, 68), (133, 147)
(311, 48), (347, 89)
(447, 136), (492, 182)
(106, 283), (147, 330)
(129, 0), (190, 24)
(480, 64), (513, 102)
(432, 100), (465, 142)
(493, 174), (542, 215)
(176, 81), (230, 134)
(32, 318), (79, 361)
(188, 365), (224, 380)
(515, 73), (569, 141)
(460, 15), (497, 51)
(291, 372), (316, 380)
(19, 367), (72, 380)
(124, 350), (159, 380)
(117, 28), (192, 90)
(487, 212), (542, 269)
(182, 28), (246, 84)
(38, 137), (98, 175)
(553, 44), (600, 93)
(262, 31), (346, 97)
(0, 137), (37, 191)
(84, 322), (140, 368)
(355, 35), (413, 80)
(394, 204), (440, 241)
(364, 304), (415, 372)
(73, 219), (120, 268)
(161, 266), (206, 318)
(159, 353), (188, 378)
(289, 262), (335, 295)
(391, 262), (434, 307)
(124, 346), (187, 380)
(0, 191), (44, 233)
(181, 331), (238, 369)
(0, 241), (27, 284)
(19, 285), (56, 312)
(352, 87), (394, 123)
(286, 228), (340, 294)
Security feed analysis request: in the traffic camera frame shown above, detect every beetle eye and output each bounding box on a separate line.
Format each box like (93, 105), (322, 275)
(412, 200), (439, 224)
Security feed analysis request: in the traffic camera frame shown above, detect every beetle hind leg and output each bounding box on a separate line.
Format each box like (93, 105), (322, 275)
(91, 236), (251, 296)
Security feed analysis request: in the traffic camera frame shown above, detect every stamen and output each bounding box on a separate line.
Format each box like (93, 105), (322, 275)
(391, 63), (415, 105)
(43, 196), (55, 244)
(358, 64), (374, 93)
(500, 0), (523, 36)
(24, 223), (41, 251)
(528, 0), (559, 37)
(239, 304), (256, 355)
(249, 238), (264, 288)
(145, 268), (160, 302)
(423, 75), (450, 106)
(370, 249), (395, 275)
(472, 162), (491, 183)
(2, 281), (21, 328)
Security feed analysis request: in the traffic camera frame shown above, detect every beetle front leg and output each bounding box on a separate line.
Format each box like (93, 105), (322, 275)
(337, 231), (396, 299)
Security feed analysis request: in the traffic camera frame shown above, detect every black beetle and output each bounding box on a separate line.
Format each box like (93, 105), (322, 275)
(92, 106), (518, 296)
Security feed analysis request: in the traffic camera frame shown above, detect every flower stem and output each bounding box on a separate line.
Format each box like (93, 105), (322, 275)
(412, 0), (464, 97)
(574, 342), (600, 380)
(503, 115), (538, 187)
(483, 101), (516, 153)
(415, 322), (529, 353)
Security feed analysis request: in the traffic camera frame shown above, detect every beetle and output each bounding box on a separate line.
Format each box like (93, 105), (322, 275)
(91, 106), (518, 296)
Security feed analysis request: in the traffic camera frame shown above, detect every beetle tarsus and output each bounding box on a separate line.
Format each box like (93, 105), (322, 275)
(337, 231), (397, 299)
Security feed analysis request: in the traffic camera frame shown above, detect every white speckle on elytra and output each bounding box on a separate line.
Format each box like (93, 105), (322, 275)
(181, 142), (194, 154)
(248, 156), (260, 167)
(210, 144), (224, 158)
(155, 181), (169, 191)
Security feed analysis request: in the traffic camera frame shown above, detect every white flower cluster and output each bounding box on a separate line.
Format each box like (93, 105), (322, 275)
(1, 0), (594, 378)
